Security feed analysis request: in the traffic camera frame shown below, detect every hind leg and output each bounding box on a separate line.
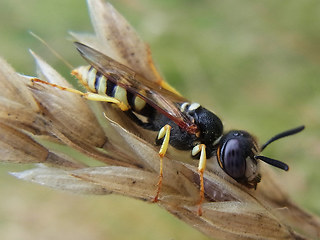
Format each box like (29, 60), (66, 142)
(31, 78), (129, 111)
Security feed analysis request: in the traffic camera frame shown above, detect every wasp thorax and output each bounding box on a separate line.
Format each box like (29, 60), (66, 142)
(180, 102), (223, 145)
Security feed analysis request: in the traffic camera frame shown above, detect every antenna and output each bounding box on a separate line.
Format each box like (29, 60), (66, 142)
(254, 155), (289, 171)
(261, 125), (305, 151)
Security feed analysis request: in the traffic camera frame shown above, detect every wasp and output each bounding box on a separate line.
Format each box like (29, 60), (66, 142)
(70, 42), (224, 212)
(32, 42), (304, 215)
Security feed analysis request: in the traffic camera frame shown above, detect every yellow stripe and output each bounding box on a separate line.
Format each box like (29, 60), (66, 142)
(114, 86), (129, 107)
(134, 96), (146, 111)
(87, 68), (97, 92)
(97, 75), (107, 95)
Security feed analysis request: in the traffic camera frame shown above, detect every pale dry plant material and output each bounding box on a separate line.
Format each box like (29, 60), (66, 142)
(0, 0), (319, 239)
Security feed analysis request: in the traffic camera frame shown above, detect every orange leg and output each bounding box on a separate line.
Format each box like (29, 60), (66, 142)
(198, 168), (205, 216)
(153, 124), (171, 202)
(192, 144), (207, 216)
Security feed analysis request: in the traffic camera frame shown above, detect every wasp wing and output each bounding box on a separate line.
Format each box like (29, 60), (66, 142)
(74, 42), (198, 133)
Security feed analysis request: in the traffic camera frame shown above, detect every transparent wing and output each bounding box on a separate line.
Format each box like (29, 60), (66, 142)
(74, 42), (198, 134)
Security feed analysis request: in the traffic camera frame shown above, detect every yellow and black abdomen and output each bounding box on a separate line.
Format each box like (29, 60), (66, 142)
(72, 65), (149, 114)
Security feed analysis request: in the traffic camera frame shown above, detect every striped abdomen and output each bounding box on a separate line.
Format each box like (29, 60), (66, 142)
(72, 65), (149, 113)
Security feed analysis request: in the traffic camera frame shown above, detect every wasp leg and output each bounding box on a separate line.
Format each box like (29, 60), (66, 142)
(31, 78), (129, 111)
(153, 124), (171, 202)
(192, 144), (207, 216)
(82, 92), (129, 111)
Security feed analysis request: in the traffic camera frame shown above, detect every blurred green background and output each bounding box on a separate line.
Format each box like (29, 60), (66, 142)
(0, 0), (319, 239)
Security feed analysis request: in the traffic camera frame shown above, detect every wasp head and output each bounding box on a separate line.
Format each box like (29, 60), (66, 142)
(217, 130), (261, 188)
(216, 126), (304, 189)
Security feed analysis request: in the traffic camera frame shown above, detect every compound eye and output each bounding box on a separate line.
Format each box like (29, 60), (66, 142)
(222, 139), (246, 179)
